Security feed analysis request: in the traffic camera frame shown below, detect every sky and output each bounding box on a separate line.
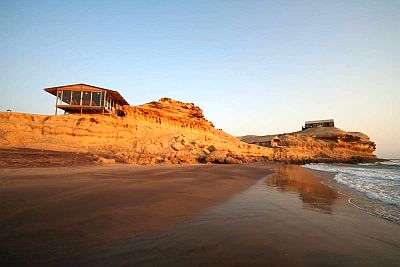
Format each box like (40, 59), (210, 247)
(0, 0), (399, 158)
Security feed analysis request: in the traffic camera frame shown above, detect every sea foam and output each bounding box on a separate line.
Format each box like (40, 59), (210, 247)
(304, 161), (400, 222)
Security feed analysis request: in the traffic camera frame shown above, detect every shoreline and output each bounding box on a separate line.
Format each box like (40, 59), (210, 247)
(303, 162), (400, 225)
(1, 163), (399, 266)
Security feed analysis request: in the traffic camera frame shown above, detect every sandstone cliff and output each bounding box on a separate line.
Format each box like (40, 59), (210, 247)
(240, 127), (377, 163)
(0, 98), (274, 165)
(0, 98), (377, 165)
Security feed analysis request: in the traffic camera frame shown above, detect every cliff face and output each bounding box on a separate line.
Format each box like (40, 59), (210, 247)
(0, 98), (274, 165)
(123, 98), (215, 130)
(0, 98), (377, 165)
(240, 127), (377, 163)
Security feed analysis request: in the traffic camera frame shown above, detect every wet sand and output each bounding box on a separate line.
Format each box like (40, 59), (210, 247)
(1, 164), (400, 266)
(0, 163), (274, 266)
(86, 165), (400, 267)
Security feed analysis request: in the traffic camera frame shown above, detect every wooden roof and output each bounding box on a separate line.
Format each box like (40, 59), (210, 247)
(44, 83), (130, 105)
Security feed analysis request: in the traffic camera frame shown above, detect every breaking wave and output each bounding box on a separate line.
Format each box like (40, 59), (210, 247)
(304, 160), (400, 223)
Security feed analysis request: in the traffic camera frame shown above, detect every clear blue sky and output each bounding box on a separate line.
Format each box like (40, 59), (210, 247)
(0, 0), (399, 158)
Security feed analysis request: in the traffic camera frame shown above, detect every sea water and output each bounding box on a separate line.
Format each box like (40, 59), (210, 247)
(304, 160), (400, 224)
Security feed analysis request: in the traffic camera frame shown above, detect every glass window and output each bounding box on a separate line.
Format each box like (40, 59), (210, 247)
(61, 90), (71, 104)
(91, 92), (102, 106)
(71, 91), (81, 105)
(82, 91), (91, 106)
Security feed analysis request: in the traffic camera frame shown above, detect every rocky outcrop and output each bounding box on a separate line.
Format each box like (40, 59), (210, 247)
(240, 127), (377, 163)
(123, 98), (215, 131)
(0, 98), (377, 165)
(0, 99), (274, 165)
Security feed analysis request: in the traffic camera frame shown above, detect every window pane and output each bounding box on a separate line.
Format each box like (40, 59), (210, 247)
(82, 92), (91, 106)
(71, 91), (81, 105)
(62, 90), (71, 104)
(91, 92), (102, 106)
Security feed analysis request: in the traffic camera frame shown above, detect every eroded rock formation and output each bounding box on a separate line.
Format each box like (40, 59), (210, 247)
(240, 127), (377, 163)
(0, 99), (273, 165)
(0, 98), (377, 165)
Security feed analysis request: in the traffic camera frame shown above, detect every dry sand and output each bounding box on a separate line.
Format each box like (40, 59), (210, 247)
(0, 147), (96, 168)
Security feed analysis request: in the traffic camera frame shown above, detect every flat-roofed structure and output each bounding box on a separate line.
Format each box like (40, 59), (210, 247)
(44, 84), (129, 116)
(303, 119), (334, 130)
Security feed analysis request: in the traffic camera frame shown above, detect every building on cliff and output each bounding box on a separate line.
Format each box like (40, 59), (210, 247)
(303, 119), (334, 130)
(240, 135), (281, 148)
(44, 84), (129, 116)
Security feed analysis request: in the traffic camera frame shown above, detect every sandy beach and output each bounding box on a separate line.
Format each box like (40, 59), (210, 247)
(1, 163), (400, 266)
(0, 163), (274, 266)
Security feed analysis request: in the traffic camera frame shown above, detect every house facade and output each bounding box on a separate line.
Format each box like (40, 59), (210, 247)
(44, 84), (129, 116)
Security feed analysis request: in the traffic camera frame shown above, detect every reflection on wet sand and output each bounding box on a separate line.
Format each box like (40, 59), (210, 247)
(266, 166), (338, 213)
(84, 165), (400, 267)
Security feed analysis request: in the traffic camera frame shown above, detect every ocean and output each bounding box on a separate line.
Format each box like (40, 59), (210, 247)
(304, 160), (400, 224)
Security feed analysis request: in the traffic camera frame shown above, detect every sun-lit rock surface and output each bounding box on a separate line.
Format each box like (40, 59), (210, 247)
(0, 98), (377, 165)
(0, 98), (274, 165)
(240, 127), (377, 163)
